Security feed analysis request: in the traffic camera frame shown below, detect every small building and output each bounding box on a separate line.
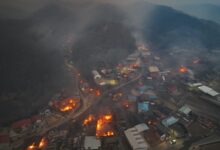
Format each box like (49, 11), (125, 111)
(138, 102), (149, 113)
(162, 116), (179, 128)
(148, 66), (159, 77)
(179, 105), (192, 116)
(84, 136), (101, 150)
(124, 123), (150, 150)
(148, 66), (159, 73)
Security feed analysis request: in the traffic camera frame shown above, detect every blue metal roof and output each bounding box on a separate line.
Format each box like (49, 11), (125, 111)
(138, 102), (149, 113)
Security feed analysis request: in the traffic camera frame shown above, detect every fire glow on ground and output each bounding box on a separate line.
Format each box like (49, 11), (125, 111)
(52, 98), (80, 112)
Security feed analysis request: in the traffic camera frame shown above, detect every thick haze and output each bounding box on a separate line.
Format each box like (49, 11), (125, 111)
(145, 0), (220, 6)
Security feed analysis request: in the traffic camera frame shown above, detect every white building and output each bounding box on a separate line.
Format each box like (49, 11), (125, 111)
(84, 136), (101, 150)
(179, 105), (192, 115)
(148, 66), (159, 73)
(124, 123), (150, 150)
(198, 85), (219, 97)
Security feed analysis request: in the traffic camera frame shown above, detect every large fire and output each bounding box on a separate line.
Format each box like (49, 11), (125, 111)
(53, 98), (80, 112)
(83, 114), (95, 126)
(96, 114), (114, 137)
(179, 66), (188, 73)
(26, 137), (47, 150)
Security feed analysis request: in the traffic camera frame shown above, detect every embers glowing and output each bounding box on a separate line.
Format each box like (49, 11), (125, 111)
(83, 114), (95, 126)
(26, 137), (47, 150)
(96, 114), (114, 137)
(53, 98), (79, 112)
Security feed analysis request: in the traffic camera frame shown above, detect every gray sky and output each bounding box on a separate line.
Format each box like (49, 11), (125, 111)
(145, 0), (220, 6)
(0, 0), (220, 19)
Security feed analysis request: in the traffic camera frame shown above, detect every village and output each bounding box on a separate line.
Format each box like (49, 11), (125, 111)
(1, 43), (220, 150)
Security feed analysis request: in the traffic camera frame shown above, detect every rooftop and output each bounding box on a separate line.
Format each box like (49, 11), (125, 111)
(134, 123), (149, 133)
(198, 85), (219, 97)
(148, 66), (159, 73)
(138, 102), (149, 113)
(84, 136), (101, 150)
(162, 116), (179, 127)
(179, 105), (192, 115)
(124, 124), (150, 150)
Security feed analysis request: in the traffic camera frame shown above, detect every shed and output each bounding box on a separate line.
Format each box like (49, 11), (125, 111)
(198, 85), (219, 97)
(84, 136), (101, 150)
(138, 102), (149, 113)
(162, 116), (179, 127)
(179, 105), (192, 115)
(124, 126), (150, 150)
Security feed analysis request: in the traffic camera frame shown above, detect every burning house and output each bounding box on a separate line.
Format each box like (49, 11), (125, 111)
(26, 137), (47, 150)
(96, 114), (115, 137)
(83, 114), (95, 126)
(51, 97), (80, 113)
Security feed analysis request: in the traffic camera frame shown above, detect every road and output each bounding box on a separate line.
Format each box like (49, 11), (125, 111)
(39, 74), (142, 134)
(184, 94), (220, 122)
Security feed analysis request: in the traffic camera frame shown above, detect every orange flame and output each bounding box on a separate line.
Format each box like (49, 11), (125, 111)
(26, 137), (47, 150)
(104, 115), (112, 121)
(83, 114), (95, 126)
(38, 137), (47, 149)
(179, 66), (188, 73)
(95, 89), (101, 96)
(27, 143), (36, 150)
(55, 98), (79, 112)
